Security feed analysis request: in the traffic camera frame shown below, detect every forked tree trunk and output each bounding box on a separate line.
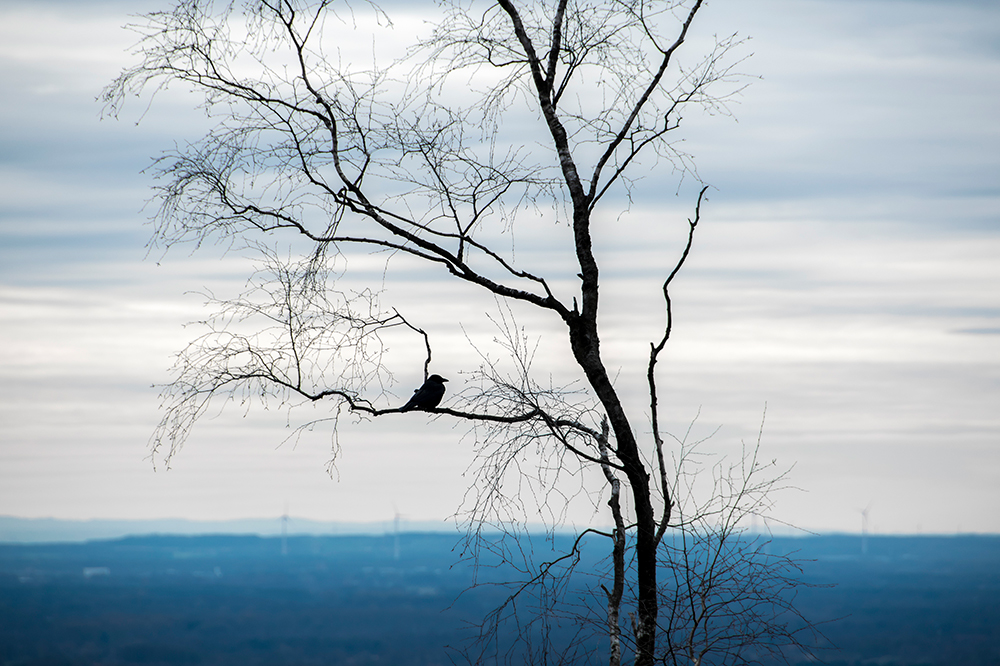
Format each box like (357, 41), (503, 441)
(568, 317), (658, 666)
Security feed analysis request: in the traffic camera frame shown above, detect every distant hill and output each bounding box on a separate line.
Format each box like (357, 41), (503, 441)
(0, 515), (456, 543)
(1, 533), (998, 665)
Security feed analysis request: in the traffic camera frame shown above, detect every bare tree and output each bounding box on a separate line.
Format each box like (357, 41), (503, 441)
(104, 1), (812, 664)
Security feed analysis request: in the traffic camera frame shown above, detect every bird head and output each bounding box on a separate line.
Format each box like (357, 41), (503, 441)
(428, 374), (448, 383)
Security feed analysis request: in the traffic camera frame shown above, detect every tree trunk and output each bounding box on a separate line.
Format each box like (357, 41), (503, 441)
(568, 318), (658, 666)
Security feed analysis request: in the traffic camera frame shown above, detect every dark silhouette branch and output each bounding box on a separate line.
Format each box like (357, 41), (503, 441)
(651, 184), (708, 546)
(107, 3), (813, 665)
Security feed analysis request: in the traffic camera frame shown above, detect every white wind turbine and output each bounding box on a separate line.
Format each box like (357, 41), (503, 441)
(392, 505), (403, 561)
(280, 503), (290, 556)
(859, 501), (873, 555)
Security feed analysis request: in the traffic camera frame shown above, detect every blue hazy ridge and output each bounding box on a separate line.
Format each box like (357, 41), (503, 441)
(1, 532), (998, 665)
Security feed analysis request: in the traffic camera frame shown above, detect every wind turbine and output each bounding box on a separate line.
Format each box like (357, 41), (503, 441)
(281, 503), (290, 556)
(858, 501), (873, 556)
(392, 505), (403, 561)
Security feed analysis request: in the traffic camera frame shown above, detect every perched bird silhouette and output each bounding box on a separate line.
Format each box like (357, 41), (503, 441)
(399, 374), (448, 412)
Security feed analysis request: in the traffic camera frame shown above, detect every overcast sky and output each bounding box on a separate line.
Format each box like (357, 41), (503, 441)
(1, 0), (997, 535)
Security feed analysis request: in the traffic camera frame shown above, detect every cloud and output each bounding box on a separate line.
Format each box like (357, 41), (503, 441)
(0, 0), (998, 534)
(953, 327), (1000, 335)
(683, 0), (1000, 207)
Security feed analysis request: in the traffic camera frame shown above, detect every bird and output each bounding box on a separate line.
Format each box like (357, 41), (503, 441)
(399, 374), (448, 412)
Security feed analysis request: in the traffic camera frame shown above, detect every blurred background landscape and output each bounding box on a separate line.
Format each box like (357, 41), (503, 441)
(2, 519), (998, 666)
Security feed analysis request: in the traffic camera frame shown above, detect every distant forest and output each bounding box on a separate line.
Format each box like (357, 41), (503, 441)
(1, 534), (998, 665)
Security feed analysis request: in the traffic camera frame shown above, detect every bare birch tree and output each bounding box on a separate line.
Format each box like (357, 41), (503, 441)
(104, 1), (814, 664)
